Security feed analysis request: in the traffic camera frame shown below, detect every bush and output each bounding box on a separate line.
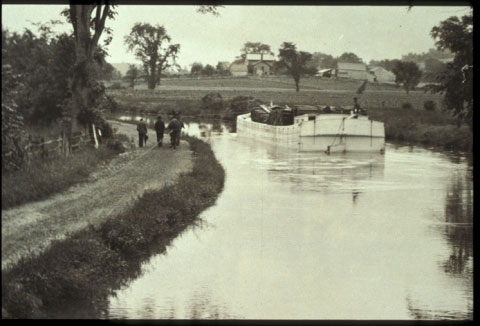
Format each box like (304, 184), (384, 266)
(401, 102), (413, 110)
(229, 96), (264, 113)
(201, 93), (224, 112)
(424, 100), (436, 111)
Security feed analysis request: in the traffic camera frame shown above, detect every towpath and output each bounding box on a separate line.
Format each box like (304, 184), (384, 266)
(1, 121), (193, 270)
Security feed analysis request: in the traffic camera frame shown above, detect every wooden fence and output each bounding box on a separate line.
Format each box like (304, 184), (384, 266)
(23, 130), (92, 159)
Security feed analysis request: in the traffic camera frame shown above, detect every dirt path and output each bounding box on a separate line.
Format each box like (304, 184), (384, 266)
(1, 121), (193, 270)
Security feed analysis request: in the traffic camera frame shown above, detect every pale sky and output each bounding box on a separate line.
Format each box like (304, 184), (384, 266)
(1, 4), (472, 68)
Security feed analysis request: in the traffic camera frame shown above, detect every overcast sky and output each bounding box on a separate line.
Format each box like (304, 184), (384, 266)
(1, 4), (472, 68)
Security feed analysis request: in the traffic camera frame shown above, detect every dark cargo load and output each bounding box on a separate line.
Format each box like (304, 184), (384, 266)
(251, 107), (269, 123)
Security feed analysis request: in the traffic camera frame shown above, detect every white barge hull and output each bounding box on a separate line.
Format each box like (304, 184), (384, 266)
(237, 113), (385, 153)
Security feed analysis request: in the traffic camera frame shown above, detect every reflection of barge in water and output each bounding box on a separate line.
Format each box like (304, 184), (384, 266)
(236, 104), (385, 154)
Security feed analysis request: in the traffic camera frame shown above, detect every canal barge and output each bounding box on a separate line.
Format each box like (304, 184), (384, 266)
(236, 104), (385, 153)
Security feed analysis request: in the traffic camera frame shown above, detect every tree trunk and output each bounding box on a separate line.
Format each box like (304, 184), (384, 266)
(295, 80), (300, 92)
(148, 61), (157, 89)
(70, 6), (93, 153)
(148, 75), (156, 90)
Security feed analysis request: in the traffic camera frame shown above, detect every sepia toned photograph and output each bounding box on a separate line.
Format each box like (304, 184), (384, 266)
(1, 0), (473, 320)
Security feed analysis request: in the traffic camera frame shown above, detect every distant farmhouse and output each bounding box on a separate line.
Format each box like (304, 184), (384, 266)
(229, 57), (248, 77)
(336, 62), (374, 81)
(229, 53), (276, 77)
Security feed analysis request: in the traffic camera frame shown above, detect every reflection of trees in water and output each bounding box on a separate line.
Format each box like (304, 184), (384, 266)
(186, 291), (232, 319)
(406, 294), (472, 320)
(442, 172), (473, 276)
(406, 169), (473, 321)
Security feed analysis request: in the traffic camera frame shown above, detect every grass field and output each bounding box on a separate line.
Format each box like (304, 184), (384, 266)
(106, 76), (471, 152)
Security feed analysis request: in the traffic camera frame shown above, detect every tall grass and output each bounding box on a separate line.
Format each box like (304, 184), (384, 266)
(368, 106), (472, 151)
(2, 136), (225, 318)
(1, 146), (121, 210)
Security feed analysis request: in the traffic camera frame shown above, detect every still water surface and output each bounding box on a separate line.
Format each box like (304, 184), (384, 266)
(104, 119), (472, 320)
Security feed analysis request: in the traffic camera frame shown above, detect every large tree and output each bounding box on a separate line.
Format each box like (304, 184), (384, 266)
(124, 23), (180, 89)
(190, 62), (204, 75)
(337, 52), (363, 63)
(276, 42), (312, 92)
(202, 64), (215, 76)
(429, 12), (473, 129)
(241, 42), (273, 58)
(61, 4), (117, 153)
(392, 61), (422, 94)
(368, 58), (401, 72)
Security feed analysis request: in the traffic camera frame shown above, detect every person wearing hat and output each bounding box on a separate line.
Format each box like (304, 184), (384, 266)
(136, 118), (148, 147)
(167, 116), (182, 149)
(154, 116), (165, 147)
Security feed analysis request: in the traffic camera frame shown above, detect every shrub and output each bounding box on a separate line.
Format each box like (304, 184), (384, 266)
(201, 93), (224, 112)
(424, 100), (436, 111)
(401, 102), (413, 110)
(229, 96), (264, 113)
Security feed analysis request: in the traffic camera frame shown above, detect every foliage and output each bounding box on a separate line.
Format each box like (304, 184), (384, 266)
(337, 52), (363, 63)
(0, 23), (121, 125)
(190, 62), (204, 75)
(201, 93), (224, 111)
(202, 64), (216, 76)
(368, 59), (401, 72)
(124, 23), (180, 89)
(401, 102), (413, 110)
(216, 61), (231, 75)
(307, 52), (337, 70)
(196, 5), (224, 16)
(392, 61), (422, 94)
(276, 42), (312, 92)
(401, 47), (454, 63)
(61, 4), (117, 135)
(422, 58), (448, 82)
(123, 64), (143, 89)
(428, 12), (473, 129)
(241, 42), (273, 59)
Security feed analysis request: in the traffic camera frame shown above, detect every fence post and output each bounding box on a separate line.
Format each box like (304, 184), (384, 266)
(92, 123), (99, 149)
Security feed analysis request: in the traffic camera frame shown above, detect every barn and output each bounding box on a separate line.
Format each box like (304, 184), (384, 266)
(229, 59), (248, 77)
(336, 62), (369, 80)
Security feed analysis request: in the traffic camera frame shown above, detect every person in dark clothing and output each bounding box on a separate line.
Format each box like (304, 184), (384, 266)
(154, 116), (165, 147)
(136, 118), (148, 147)
(167, 117), (182, 149)
(353, 97), (361, 114)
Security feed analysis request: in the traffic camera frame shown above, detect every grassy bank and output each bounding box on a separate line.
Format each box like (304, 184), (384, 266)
(1, 145), (122, 210)
(2, 136), (225, 318)
(367, 106), (472, 152)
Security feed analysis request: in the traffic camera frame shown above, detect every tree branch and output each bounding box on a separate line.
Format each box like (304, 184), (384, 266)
(89, 4), (110, 57)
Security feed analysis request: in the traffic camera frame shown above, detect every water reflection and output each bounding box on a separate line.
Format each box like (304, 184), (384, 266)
(443, 173), (473, 276)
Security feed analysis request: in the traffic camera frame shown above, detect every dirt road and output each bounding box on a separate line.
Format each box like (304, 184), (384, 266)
(1, 121), (193, 270)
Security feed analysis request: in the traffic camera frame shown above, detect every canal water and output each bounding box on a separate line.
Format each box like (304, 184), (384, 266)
(104, 118), (473, 320)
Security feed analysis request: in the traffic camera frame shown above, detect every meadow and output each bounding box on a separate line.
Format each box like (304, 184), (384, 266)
(106, 76), (471, 152)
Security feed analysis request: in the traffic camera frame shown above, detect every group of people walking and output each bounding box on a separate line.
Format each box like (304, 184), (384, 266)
(136, 113), (184, 149)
